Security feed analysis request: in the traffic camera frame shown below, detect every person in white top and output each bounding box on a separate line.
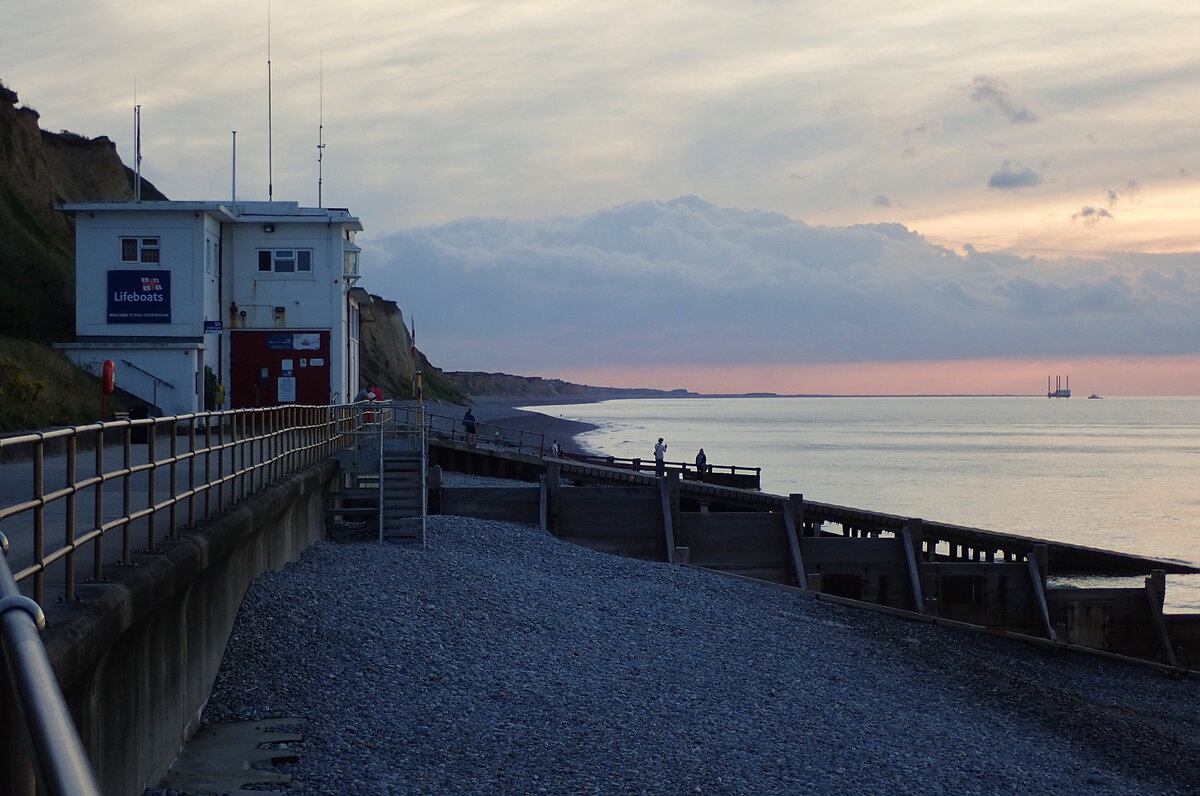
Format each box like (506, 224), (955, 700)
(654, 437), (667, 476)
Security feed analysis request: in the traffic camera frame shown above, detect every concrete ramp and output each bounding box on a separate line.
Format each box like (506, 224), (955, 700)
(158, 717), (302, 793)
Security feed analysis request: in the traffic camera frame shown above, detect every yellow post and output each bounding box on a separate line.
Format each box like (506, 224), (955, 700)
(416, 369), (423, 429)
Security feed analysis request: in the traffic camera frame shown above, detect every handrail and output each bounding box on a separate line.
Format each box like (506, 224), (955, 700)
(0, 532), (102, 796)
(0, 403), (362, 608)
(0, 401), (379, 795)
(562, 451), (760, 478)
(392, 407), (547, 458)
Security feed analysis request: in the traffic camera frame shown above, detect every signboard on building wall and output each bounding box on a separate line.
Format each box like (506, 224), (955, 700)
(266, 333), (321, 350)
(107, 270), (171, 324)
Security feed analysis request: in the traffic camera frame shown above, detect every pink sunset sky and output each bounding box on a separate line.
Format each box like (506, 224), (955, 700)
(553, 355), (1200, 397)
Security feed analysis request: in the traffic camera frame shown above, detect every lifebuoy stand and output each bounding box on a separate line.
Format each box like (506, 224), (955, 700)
(101, 360), (115, 419)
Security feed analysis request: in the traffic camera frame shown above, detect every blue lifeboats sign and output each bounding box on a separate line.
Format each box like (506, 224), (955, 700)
(107, 270), (171, 324)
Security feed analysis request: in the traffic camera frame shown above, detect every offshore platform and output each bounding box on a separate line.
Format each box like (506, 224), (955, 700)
(1047, 375), (1071, 398)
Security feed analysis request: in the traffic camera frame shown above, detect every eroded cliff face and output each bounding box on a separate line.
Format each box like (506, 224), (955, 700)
(0, 82), (164, 225)
(0, 81), (166, 340)
(358, 295), (465, 404)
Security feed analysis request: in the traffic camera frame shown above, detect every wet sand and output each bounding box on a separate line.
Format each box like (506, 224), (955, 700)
(428, 398), (601, 455)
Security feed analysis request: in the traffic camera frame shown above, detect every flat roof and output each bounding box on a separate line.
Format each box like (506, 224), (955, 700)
(58, 200), (362, 231)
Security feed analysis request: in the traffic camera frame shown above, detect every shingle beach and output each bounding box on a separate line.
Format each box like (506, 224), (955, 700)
(192, 475), (1200, 795)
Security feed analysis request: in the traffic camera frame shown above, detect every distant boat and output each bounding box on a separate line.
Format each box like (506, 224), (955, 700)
(1088, 393), (1103, 399)
(1047, 375), (1071, 398)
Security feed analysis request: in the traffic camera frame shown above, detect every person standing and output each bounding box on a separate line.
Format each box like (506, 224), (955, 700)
(550, 440), (561, 458)
(654, 437), (667, 476)
(463, 408), (477, 444)
(695, 448), (707, 475)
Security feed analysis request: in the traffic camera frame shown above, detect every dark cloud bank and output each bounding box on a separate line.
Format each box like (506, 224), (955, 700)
(367, 196), (1200, 372)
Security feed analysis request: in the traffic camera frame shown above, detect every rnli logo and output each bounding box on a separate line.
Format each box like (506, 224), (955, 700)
(108, 270), (172, 323)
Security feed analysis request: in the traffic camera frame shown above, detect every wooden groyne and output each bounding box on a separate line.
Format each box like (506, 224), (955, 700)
(426, 438), (1200, 674)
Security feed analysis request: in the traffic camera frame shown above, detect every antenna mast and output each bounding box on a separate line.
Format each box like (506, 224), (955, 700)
(317, 52), (325, 207)
(134, 103), (142, 202)
(267, 0), (273, 201)
(231, 130), (237, 202)
(133, 78), (142, 202)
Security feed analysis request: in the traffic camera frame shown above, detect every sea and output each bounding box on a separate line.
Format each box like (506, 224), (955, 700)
(521, 395), (1200, 612)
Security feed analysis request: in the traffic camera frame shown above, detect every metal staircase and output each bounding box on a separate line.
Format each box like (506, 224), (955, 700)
(328, 406), (427, 544)
(379, 439), (425, 540)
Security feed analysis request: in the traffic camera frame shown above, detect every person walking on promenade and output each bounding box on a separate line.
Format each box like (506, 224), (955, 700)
(695, 448), (707, 476)
(463, 408), (477, 445)
(551, 440), (561, 458)
(654, 437), (667, 476)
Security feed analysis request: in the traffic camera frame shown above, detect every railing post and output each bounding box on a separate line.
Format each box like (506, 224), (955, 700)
(92, 436), (104, 583)
(31, 436), (44, 605)
(121, 425), (132, 565)
(168, 420), (179, 540)
(146, 418), (158, 553)
(203, 416), (213, 519)
(186, 416), (197, 529)
(63, 434), (77, 603)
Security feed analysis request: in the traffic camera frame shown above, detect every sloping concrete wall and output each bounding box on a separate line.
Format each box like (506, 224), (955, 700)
(1, 459), (338, 796)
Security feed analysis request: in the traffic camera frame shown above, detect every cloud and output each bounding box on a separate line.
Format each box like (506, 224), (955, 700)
(1073, 206), (1113, 225)
(969, 75), (1039, 123)
(987, 161), (1043, 190)
(1106, 180), (1140, 207)
(364, 196), (1200, 375)
(873, 195), (892, 207)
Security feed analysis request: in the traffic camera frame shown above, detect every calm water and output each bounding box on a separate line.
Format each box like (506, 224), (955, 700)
(524, 396), (1200, 611)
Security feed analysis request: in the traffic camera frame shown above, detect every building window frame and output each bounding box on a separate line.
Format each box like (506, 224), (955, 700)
(257, 248), (313, 275)
(120, 236), (160, 264)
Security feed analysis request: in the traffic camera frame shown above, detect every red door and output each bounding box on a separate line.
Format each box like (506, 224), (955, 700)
(230, 331), (331, 408)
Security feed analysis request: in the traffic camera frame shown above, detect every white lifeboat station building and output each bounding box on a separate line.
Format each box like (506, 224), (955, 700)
(59, 200), (370, 416)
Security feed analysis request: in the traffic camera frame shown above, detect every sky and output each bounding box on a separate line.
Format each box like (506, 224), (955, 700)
(5, 1), (1200, 395)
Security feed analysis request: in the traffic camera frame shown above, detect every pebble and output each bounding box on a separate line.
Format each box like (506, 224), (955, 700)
(183, 512), (1199, 794)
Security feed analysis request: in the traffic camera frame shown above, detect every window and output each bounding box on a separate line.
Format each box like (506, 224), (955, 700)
(257, 249), (312, 274)
(121, 236), (160, 263)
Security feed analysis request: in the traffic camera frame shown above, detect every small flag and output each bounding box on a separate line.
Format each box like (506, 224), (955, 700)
(140, 277), (162, 291)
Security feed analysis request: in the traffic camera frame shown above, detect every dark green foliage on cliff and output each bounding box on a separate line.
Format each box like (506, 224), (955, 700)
(0, 338), (124, 430)
(0, 179), (76, 340)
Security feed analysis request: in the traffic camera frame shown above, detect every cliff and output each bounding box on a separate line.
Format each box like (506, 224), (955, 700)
(445, 370), (695, 400)
(358, 295), (465, 404)
(0, 81), (166, 341)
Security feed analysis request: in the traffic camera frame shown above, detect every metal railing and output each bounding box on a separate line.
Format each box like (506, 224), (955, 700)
(390, 407), (547, 457)
(0, 532), (102, 795)
(562, 451), (761, 480)
(0, 403), (359, 609)
(0, 402), (365, 795)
